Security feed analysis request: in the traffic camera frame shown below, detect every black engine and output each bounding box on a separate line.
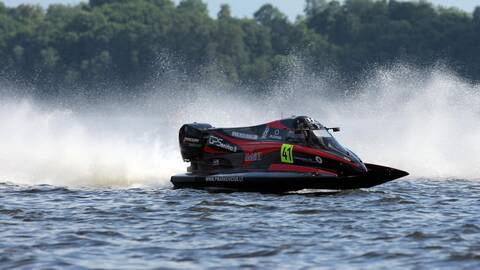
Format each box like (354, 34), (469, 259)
(178, 123), (212, 161)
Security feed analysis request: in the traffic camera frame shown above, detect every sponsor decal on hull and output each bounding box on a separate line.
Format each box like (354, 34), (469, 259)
(245, 152), (262, 161)
(269, 129), (282, 140)
(262, 127), (283, 140)
(261, 126), (270, 139)
(231, 131), (258, 140)
(208, 136), (238, 152)
(183, 137), (200, 143)
(205, 176), (244, 182)
(281, 144), (294, 164)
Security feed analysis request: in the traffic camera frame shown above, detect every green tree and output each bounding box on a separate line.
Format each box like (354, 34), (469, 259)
(0, 0), (479, 94)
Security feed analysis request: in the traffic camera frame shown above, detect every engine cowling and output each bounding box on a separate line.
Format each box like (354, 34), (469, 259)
(178, 123), (213, 161)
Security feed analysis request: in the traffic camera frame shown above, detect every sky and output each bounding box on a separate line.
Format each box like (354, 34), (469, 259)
(2, 0), (479, 20)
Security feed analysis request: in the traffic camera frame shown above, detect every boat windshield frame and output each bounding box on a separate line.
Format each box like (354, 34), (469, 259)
(308, 128), (349, 155)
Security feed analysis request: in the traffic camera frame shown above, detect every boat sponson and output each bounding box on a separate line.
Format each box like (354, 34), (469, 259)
(170, 163), (408, 193)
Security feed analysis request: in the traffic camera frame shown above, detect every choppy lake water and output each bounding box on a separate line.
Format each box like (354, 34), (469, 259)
(1, 179), (479, 269)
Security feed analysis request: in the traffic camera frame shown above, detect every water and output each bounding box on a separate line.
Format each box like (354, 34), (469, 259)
(0, 64), (480, 268)
(1, 180), (479, 269)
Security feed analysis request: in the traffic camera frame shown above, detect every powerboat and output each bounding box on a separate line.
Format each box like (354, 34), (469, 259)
(171, 116), (408, 192)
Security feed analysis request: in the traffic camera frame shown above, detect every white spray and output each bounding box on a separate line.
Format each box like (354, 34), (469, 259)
(0, 64), (478, 187)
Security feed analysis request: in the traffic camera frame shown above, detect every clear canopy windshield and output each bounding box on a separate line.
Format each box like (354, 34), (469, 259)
(310, 129), (348, 155)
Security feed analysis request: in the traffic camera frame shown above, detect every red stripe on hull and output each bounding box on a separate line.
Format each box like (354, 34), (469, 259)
(211, 131), (357, 169)
(203, 146), (225, 154)
(268, 164), (337, 176)
(267, 120), (288, 129)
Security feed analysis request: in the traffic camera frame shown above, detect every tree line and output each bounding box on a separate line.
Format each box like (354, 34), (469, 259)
(0, 0), (479, 96)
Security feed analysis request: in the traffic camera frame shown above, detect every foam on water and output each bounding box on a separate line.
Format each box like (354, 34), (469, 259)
(0, 100), (182, 187)
(0, 64), (479, 187)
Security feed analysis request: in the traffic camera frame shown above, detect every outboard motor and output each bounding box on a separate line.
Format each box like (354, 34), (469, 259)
(179, 123), (212, 161)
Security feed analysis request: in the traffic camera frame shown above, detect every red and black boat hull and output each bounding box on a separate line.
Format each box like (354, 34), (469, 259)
(171, 163), (409, 193)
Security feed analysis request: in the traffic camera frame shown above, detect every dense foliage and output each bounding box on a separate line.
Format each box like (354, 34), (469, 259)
(0, 0), (479, 94)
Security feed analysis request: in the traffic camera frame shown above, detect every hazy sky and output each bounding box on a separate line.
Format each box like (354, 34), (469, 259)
(2, 0), (479, 20)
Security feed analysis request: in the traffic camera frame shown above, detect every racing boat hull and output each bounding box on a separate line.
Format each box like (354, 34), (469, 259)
(172, 116), (408, 192)
(171, 163), (409, 193)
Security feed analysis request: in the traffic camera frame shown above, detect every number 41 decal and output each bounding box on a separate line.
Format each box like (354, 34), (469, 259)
(281, 144), (294, 164)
